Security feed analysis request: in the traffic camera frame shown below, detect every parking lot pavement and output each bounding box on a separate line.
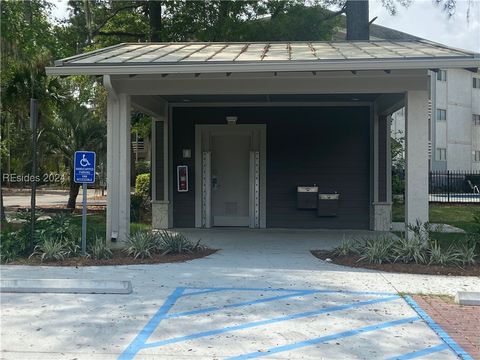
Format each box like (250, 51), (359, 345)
(1, 231), (478, 359)
(1, 283), (473, 359)
(3, 188), (105, 208)
(117, 287), (464, 360)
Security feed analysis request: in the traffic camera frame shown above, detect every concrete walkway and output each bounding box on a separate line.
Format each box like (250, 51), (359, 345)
(1, 229), (478, 359)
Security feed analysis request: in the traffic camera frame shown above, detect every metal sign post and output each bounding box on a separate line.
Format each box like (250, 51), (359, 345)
(30, 99), (38, 252)
(74, 151), (96, 256)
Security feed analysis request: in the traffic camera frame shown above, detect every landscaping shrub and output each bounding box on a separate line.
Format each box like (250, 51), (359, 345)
(39, 213), (80, 255)
(332, 236), (363, 256)
(407, 220), (434, 240)
(0, 230), (28, 263)
(87, 235), (112, 260)
(473, 210), (480, 235)
(454, 240), (477, 267)
(125, 230), (157, 259)
(157, 230), (205, 255)
(135, 160), (150, 176)
(393, 235), (428, 264)
(135, 173), (150, 198)
(29, 231), (73, 262)
(130, 194), (145, 222)
(125, 230), (205, 259)
(357, 236), (394, 264)
(46, 213), (73, 241)
(428, 240), (461, 267)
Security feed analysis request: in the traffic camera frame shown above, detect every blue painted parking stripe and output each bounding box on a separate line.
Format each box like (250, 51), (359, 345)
(183, 286), (395, 296)
(143, 295), (400, 349)
(166, 290), (314, 319)
(386, 344), (449, 360)
(404, 295), (473, 360)
(118, 287), (185, 360)
(181, 288), (230, 297)
(228, 316), (421, 360)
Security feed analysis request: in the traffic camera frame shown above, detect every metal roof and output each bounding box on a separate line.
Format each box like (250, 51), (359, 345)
(47, 41), (479, 75)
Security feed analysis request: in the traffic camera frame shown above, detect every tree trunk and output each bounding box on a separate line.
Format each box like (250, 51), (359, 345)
(346, 0), (369, 40)
(149, 1), (162, 42)
(83, 0), (93, 43)
(67, 168), (81, 210)
(0, 168), (5, 221)
(131, 141), (136, 187)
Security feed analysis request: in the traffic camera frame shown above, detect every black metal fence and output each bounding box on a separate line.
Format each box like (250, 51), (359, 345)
(429, 170), (480, 203)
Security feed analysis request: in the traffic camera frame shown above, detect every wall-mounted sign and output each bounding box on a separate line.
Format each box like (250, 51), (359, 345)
(177, 165), (188, 192)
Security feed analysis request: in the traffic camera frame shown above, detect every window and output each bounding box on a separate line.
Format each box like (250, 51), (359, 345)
(436, 70), (447, 81)
(474, 78), (480, 89)
(473, 114), (480, 126)
(436, 109), (446, 121)
(475, 151), (480, 162)
(436, 148), (447, 161)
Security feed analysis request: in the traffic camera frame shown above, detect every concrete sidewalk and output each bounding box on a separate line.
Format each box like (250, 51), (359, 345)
(1, 229), (478, 359)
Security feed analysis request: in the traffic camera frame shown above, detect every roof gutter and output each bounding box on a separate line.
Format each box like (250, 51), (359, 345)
(45, 58), (480, 76)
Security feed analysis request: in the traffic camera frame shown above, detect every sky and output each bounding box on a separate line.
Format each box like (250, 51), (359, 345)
(50, 0), (479, 52)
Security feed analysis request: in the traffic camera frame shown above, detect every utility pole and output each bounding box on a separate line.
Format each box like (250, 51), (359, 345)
(30, 99), (38, 251)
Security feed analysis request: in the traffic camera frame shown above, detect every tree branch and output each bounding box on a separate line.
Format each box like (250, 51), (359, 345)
(92, 4), (143, 36)
(321, 5), (347, 21)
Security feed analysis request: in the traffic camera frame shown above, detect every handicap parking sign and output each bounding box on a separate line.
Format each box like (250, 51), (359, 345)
(74, 151), (96, 184)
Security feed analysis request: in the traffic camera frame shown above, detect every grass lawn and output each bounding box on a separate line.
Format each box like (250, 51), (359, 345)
(392, 203), (479, 247)
(392, 203), (479, 232)
(69, 213), (150, 236)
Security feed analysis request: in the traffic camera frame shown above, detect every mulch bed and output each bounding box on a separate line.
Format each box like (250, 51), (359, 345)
(311, 250), (480, 276)
(8, 249), (217, 266)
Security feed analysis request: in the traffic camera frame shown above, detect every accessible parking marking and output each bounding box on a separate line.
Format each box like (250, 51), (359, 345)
(119, 287), (470, 360)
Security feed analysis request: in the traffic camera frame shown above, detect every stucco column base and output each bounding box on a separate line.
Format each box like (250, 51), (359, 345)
(373, 202), (392, 231)
(152, 201), (170, 229)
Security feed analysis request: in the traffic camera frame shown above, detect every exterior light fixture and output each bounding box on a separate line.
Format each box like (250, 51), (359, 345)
(226, 116), (238, 125)
(182, 149), (191, 158)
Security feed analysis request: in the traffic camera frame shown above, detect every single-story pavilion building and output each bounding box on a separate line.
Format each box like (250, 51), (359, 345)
(46, 41), (480, 244)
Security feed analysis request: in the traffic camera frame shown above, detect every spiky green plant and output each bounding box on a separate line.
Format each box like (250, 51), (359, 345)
(125, 231), (157, 259)
(157, 230), (205, 255)
(454, 241), (477, 267)
(29, 233), (71, 262)
(358, 236), (394, 264)
(88, 235), (112, 260)
(428, 240), (461, 266)
(332, 236), (363, 256)
(393, 235), (428, 264)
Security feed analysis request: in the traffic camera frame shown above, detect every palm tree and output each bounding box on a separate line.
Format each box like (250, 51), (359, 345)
(45, 101), (106, 209)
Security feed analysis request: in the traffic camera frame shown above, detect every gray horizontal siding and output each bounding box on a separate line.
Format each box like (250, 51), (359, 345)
(172, 106), (371, 229)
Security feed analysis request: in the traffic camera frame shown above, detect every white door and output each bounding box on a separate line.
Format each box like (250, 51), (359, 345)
(211, 134), (250, 226)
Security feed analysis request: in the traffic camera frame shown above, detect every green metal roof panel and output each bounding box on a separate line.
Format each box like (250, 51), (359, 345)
(48, 40), (479, 75)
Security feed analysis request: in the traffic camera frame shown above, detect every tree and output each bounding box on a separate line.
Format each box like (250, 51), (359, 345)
(45, 100), (106, 209)
(1, 0), (68, 219)
(345, 0), (369, 40)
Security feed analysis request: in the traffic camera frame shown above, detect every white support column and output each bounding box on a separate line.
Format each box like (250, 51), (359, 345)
(106, 92), (131, 246)
(106, 92), (119, 245)
(372, 111), (393, 232)
(405, 90), (429, 235)
(152, 117), (170, 229)
(118, 93), (131, 243)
